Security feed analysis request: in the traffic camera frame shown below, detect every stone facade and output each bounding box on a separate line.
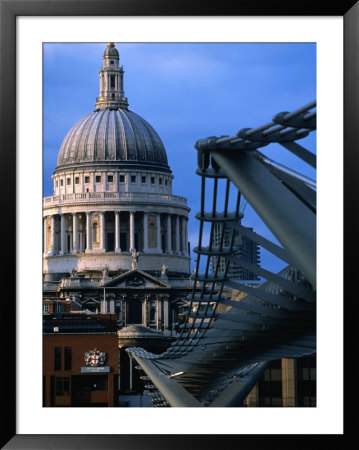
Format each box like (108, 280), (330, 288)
(43, 44), (193, 397)
(43, 43), (190, 275)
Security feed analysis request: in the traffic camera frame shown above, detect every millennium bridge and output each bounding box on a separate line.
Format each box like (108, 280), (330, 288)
(127, 101), (316, 407)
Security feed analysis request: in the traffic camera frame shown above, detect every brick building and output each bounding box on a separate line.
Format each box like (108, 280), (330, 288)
(43, 313), (119, 407)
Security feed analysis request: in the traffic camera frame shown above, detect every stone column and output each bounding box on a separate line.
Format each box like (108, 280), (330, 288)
(156, 213), (161, 253)
(85, 212), (92, 252)
(156, 296), (161, 330)
(166, 214), (172, 253)
(115, 211), (121, 252)
(144, 295), (150, 327)
(181, 216), (187, 256)
(78, 222), (83, 253)
(175, 215), (180, 254)
(185, 217), (188, 256)
(116, 301), (122, 329)
(122, 295), (127, 328)
(143, 212), (149, 252)
(72, 213), (78, 254)
(100, 211), (105, 251)
(50, 215), (56, 255)
(163, 297), (169, 331)
(108, 296), (115, 314)
(101, 290), (107, 314)
(43, 217), (47, 255)
(142, 297), (147, 327)
(129, 211), (135, 252)
(59, 214), (65, 255)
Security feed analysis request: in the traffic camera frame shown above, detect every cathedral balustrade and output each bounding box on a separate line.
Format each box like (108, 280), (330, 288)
(43, 191), (187, 207)
(59, 277), (99, 288)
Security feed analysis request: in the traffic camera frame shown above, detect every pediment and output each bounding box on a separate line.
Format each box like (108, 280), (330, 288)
(103, 269), (170, 289)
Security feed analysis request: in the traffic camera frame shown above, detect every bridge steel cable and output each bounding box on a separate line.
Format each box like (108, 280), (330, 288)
(127, 101), (317, 407)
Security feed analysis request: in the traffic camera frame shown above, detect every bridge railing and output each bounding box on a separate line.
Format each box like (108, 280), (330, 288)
(127, 101), (317, 407)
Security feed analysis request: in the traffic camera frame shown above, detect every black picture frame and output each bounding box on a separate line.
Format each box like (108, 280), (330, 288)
(1, 1), (356, 448)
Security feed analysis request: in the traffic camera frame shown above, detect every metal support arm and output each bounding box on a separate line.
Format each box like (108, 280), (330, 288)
(209, 361), (270, 407)
(128, 351), (203, 407)
(209, 149), (316, 288)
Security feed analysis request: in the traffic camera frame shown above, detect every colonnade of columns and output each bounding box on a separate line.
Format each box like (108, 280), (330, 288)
(115, 293), (170, 330)
(43, 210), (188, 257)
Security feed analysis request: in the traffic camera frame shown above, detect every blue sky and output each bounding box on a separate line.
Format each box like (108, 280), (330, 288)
(43, 42), (316, 274)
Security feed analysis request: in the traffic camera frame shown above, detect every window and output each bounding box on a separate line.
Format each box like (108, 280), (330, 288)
(110, 60), (114, 65)
(55, 377), (70, 396)
(297, 356), (316, 406)
(60, 179), (63, 187)
(165, 179), (168, 186)
(110, 75), (115, 88)
(85, 176), (90, 183)
(64, 347), (72, 370)
(258, 360), (283, 407)
(159, 178), (163, 185)
(107, 175), (113, 183)
(75, 177), (79, 184)
(43, 304), (49, 313)
(151, 176), (155, 185)
(54, 347), (62, 371)
(67, 178), (71, 185)
(119, 175), (125, 183)
(141, 176), (146, 184)
(96, 175), (101, 183)
(131, 175), (136, 183)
